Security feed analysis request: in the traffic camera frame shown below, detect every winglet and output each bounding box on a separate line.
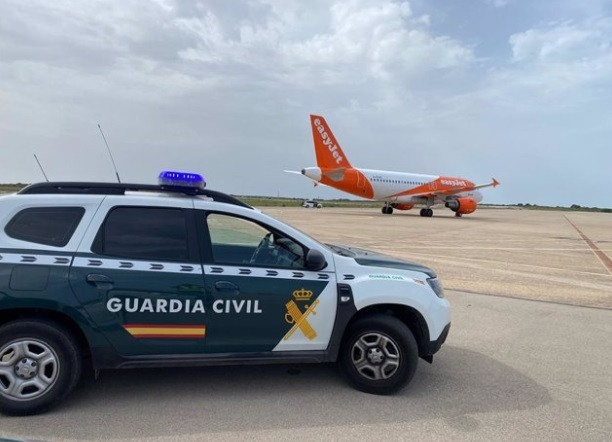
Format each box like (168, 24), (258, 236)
(310, 115), (352, 169)
(492, 178), (500, 187)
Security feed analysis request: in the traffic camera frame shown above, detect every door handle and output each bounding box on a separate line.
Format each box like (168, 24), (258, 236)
(86, 273), (114, 286)
(214, 281), (239, 293)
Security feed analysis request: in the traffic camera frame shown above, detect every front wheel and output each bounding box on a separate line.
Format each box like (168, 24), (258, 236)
(340, 315), (418, 395)
(0, 321), (82, 415)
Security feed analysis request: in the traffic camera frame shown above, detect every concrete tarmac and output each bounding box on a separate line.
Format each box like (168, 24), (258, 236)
(265, 207), (612, 309)
(2, 291), (610, 441)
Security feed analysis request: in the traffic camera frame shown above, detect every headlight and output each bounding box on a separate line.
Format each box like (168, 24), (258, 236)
(427, 277), (444, 298)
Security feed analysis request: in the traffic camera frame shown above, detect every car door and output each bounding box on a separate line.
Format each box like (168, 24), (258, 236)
(69, 197), (207, 356)
(197, 210), (337, 354)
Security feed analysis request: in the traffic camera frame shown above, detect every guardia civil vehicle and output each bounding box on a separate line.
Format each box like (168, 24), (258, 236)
(0, 172), (450, 415)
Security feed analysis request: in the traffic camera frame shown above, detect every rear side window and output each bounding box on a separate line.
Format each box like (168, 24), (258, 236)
(5, 207), (85, 247)
(93, 207), (188, 261)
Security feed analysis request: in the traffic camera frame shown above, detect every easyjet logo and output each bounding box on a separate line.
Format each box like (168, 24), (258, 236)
(440, 179), (467, 187)
(314, 118), (344, 165)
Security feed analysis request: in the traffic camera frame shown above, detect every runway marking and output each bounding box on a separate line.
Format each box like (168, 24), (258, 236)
(564, 216), (612, 275)
(351, 241), (601, 251)
(451, 289), (612, 311)
(389, 253), (612, 291)
(384, 247), (597, 251)
(407, 238), (592, 243)
(387, 252), (612, 278)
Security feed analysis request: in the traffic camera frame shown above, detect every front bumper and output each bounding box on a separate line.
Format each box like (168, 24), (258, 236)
(422, 322), (451, 361)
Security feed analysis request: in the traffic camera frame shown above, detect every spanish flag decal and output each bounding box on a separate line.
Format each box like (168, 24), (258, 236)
(123, 324), (206, 339)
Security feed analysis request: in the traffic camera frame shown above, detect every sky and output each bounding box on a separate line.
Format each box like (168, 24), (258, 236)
(1, 0), (611, 207)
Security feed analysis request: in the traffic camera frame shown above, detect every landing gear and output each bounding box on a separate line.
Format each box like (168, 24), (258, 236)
(382, 205), (393, 215)
(419, 208), (433, 217)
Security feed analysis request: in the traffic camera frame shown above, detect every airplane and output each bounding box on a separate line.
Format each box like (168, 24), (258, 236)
(288, 115), (499, 217)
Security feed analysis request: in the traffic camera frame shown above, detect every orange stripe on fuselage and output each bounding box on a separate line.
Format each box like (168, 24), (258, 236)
(383, 176), (475, 199)
(319, 168), (374, 199)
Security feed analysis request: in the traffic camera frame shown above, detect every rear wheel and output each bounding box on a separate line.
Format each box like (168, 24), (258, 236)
(0, 321), (82, 415)
(340, 315), (418, 395)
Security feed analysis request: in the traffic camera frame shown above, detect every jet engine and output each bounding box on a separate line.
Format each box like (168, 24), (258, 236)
(445, 198), (478, 214)
(391, 203), (414, 211)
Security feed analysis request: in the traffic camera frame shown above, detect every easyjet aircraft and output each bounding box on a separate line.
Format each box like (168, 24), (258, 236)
(289, 115), (499, 217)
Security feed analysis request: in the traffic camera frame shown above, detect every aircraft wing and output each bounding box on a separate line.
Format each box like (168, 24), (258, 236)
(394, 178), (500, 199)
(471, 178), (500, 191)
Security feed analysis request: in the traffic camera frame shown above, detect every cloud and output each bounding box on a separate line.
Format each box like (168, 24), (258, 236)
(0, 1), (610, 207)
(510, 19), (612, 63)
(486, 0), (511, 7)
(493, 19), (612, 100)
(176, 0), (472, 86)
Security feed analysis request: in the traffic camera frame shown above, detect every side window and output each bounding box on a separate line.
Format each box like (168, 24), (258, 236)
(5, 207), (85, 247)
(93, 207), (189, 261)
(206, 213), (305, 268)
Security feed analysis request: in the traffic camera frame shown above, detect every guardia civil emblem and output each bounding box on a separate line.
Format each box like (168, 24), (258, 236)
(283, 288), (319, 341)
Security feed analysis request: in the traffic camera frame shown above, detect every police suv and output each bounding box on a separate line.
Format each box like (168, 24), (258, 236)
(0, 172), (450, 415)
(301, 199), (322, 208)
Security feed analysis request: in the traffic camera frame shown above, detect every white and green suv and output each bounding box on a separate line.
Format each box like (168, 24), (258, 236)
(0, 175), (450, 415)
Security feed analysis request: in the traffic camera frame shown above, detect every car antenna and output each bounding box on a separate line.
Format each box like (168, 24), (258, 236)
(33, 153), (49, 182)
(97, 123), (121, 183)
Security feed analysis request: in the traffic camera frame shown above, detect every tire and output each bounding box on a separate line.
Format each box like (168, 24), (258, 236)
(0, 320), (82, 415)
(340, 315), (418, 395)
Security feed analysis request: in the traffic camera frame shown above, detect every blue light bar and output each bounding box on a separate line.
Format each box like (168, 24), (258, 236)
(158, 171), (206, 189)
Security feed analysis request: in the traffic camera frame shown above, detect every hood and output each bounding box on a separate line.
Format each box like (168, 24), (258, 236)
(327, 244), (437, 278)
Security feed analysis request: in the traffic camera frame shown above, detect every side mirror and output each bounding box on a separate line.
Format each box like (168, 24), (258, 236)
(305, 249), (327, 271)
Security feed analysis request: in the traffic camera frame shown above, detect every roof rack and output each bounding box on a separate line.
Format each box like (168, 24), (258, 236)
(18, 182), (253, 209)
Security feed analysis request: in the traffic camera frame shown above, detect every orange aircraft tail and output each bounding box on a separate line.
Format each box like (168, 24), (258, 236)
(310, 115), (352, 169)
